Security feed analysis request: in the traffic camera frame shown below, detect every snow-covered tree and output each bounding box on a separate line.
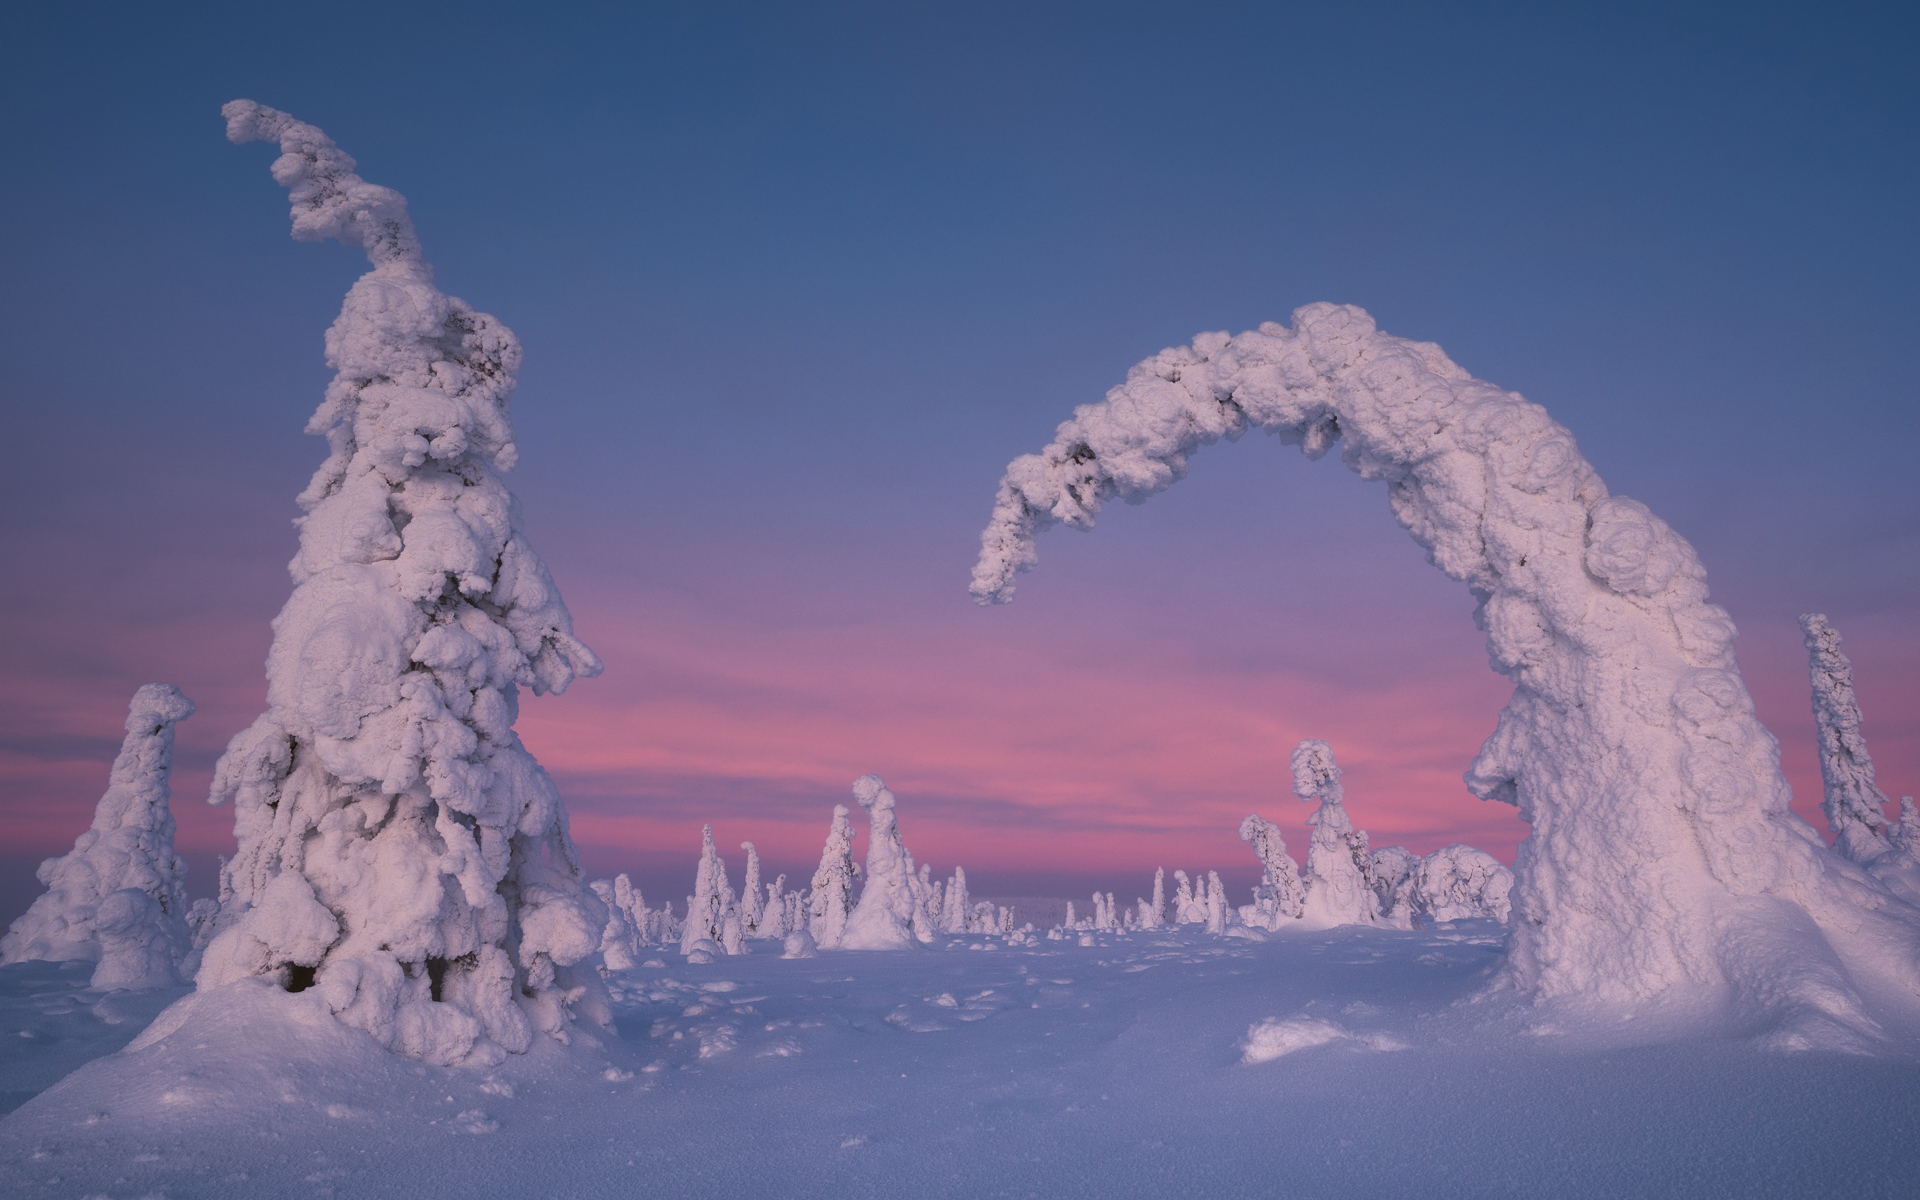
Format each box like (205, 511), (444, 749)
(1136, 866), (1166, 929)
(1801, 614), (1893, 863)
(739, 842), (765, 934)
(198, 102), (606, 1065)
(759, 873), (789, 939)
(681, 826), (738, 955)
(1171, 870), (1207, 924)
(841, 775), (935, 949)
(1892, 799), (1919, 860)
(809, 804), (858, 948)
(590, 879), (639, 972)
(1416, 846), (1514, 923)
(1369, 846), (1422, 928)
(1237, 813), (1306, 929)
(3, 685), (195, 990)
(943, 866), (972, 935)
(1204, 871), (1230, 935)
(1289, 740), (1380, 929)
(969, 302), (1920, 1044)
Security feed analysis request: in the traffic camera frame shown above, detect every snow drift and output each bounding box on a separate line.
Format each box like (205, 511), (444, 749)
(196, 102), (606, 1065)
(2, 685), (195, 989)
(970, 302), (1920, 1047)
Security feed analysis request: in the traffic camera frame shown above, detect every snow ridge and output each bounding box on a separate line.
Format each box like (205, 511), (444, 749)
(198, 102), (607, 1065)
(970, 302), (1920, 1043)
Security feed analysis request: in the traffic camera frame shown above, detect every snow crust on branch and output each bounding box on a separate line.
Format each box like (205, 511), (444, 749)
(1801, 614), (1892, 863)
(971, 302), (1920, 1045)
(199, 102), (606, 1065)
(2, 685), (195, 989)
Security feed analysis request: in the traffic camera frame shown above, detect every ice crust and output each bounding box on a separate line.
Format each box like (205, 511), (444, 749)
(197, 102), (606, 1065)
(970, 302), (1920, 1042)
(2, 685), (195, 989)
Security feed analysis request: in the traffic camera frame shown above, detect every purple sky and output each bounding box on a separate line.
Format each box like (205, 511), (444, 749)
(2, 1), (1915, 922)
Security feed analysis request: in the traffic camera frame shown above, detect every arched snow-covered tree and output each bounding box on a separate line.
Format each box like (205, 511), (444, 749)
(971, 302), (1920, 1047)
(1291, 740), (1380, 929)
(3, 685), (195, 990)
(198, 103), (607, 1065)
(1801, 614), (1892, 864)
(809, 804), (859, 948)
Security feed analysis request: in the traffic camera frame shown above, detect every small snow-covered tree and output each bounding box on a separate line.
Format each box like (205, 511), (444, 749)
(1416, 845), (1514, 923)
(739, 842), (765, 935)
(1369, 846), (1421, 929)
(1891, 799), (1919, 860)
(1801, 614), (1893, 863)
(1137, 866), (1165, 929)
(1237, 813), (1306, 929)
(200, 103), (606, 1065)
(1204, 871), (1230, 935)
(3, 685), (195, 990)
(759, 874), (789, 939)
(590, 879), (639, 972)
(681, 826), (738, 955)
(1291, 740), (1379, 929)
(841, 775), (935, 949)
(1171, 870), (1206, 924)
(943, 866), (972, 935)
(809, 804), (859, 948)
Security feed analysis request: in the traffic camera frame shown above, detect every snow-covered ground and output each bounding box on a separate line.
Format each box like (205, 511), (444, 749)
(3, 924), (1916, 1199)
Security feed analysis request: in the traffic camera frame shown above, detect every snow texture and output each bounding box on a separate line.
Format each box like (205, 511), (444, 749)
(969, 302), (1920, 1043)
(1291, 740), (1380, 930)
(841, 776), (936, 950)
(199, 102), (607, 1065)
(808, 804), (858, 949)
(2, 685), (195, 990)
(1801, 614), (1893, 863)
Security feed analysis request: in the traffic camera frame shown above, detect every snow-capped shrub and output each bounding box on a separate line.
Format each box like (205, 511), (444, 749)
(1291, 741), (1379, 929)
(1415, 846), (1513, 923)
(3, 685), (195, 990)
(809, 804), (858, 948)
(1369, 846), (1421, 929)
(841, 775), (936, 949)
(201, 102), (606, 1065)
(968, 301), (1920, 1045)
(1238, 813), (1306, 929)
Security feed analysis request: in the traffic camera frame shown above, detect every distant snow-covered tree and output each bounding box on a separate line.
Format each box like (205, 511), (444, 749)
(1291, 740), (1380, 929)
(943, 867), (972, 935)
(1801, 614), (1893, 863)
(1171, 870), (1207, 924)
(739, 842), (765, 935)
(809, 804), (859, 948)
(1204, 871), (1230, 935)
(1137, 867), (1166, 929)
(842, 776), (935, 949)
(1416, 845), (1514, 923)
(1369, 846), (1422, 929)
(199, 102), (606, 1065)
(681, 826), (738, 955)
(3, 685), (195, 990)
(1237, 813), (1306, 929)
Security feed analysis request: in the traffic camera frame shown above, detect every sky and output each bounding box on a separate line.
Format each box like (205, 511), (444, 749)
(2, 0), (1916, 923)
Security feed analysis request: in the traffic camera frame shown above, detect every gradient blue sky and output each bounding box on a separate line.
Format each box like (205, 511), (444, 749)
(3, 1), (1916, 922)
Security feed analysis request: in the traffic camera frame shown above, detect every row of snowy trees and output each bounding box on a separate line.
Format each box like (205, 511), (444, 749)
(588, 774), (1018, 967)
(1049, 739), (1512, 939)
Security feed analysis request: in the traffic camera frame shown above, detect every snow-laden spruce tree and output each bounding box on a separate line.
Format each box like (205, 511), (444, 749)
(809, 804), (859, 948)
(1290, 740), (1380, 929)
(841, 775), (936, 949)
(1369, 846), (1422, 929)
(198, 103), (607, 1065)
(971, 302), (1920, 1045)
(3, 685), (196, 989)
(739, 842), (765, 935)
(942, 866), (972, 935)
(1237, 813), (1306, 929)
(681, 826), (738, 955)
(1416, 845), (1514, 923)
(1801, 614), (1892, 864)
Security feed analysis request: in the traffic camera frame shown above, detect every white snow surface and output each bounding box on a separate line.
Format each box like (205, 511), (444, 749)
(198, 102), (605, 1066)
(969, 302), (1920, 1044)
(2, 685), (195, 990)
(3, 925), (1916, 1198)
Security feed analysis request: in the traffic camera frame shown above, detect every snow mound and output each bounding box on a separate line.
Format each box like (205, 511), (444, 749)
(1241, 1015), (1409, 1063)
(970, 302), (1920, 1044)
